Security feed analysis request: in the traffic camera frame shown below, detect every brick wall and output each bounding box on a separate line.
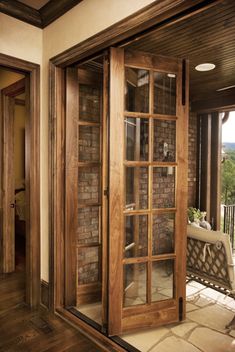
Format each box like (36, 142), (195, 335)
(77, 82), (101, 288)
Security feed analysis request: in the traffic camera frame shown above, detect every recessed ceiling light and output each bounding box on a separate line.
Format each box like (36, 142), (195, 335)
(195, 63), (216, 72)
(167, 73), (176, 78)
(216, 85), (235, 92)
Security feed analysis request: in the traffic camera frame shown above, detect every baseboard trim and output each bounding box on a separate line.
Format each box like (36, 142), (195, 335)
(41, 280), (49, 309)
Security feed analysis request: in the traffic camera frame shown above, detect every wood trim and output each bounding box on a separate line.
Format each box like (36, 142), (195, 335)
(175, 59), (189, 321)
(64, 67), (78, 307)
(15, 98), (25, 106)
(55, 308), (126, 352)
(1, 94), (15, 273)
(108, 47), (124, 336)
(51, 0), (222, 67)
(0, 53), (40, 308)
(49, 64), (66, 310)
(210, 112), (222, 230)
(40, 0), (83, 28)
(41, 280), (49, 308)
(199, 113), (212, 219)
(0, 0), (83, 28)
(1, 78), (25, 97)
(0, 0), (41, 27)
(101, 54), (109, 327)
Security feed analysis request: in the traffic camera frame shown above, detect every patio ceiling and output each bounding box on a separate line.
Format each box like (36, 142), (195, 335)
(125, 0), (235, 110)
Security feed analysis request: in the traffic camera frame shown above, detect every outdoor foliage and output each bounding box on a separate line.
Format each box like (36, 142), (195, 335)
(221, 150), (235, 205)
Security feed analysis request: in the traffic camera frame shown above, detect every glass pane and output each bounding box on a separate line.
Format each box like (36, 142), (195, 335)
(125, 68), (149, 113)
(79, 84), (101, 122)
(123, 263), (147, 307)
(78, 126), (100, 162)
(77, 246), (100, 285)
(154, 72), (176, 115)
(125, 117), (149, 161)
(125, 167), (148, 210)
(152, 213), (175, 255)
(152, 260), (174, 302)
(153, 167), (175, 208)
(77, 206), (100, 245)
(153, 120), (176, 162)
(78, 166), (100, 204)
(124, 215), (148, 258)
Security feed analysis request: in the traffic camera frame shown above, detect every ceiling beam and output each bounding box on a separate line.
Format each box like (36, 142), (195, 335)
(0, 0), (83, 29)
(40, 0), (83, 28)
(0, 0), (42, 27)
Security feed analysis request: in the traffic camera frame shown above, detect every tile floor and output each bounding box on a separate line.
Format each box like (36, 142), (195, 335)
(121, 280), (235, 352)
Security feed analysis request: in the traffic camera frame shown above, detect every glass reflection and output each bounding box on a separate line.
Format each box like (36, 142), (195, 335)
(153, 120), (176, 162)
(152, 167), (175, 209)
(125, 68), (149, 113)
(79, 84), (101, 122)
(78, 166), (100, 205)
(78, 125), (100, 162)
(126, 167), (148, 210)
(123, 263), (147, 307)
(154, 72), (176, 115)
(77, 206), (100, 245)
(152, 213), (175, 255)
(152, 260), (174, 302)
(124, 215), (148, 258)
(125, 117), (149, 161)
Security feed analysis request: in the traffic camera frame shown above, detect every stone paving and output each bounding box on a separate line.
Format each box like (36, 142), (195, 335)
(121, 280), (235, 351)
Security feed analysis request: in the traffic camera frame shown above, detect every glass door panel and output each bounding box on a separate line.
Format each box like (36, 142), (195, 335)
(151, 260), (174, 302)
(152, 167), (176, 209)
(76, 66), (103, 324)
(123, 262), (147, 307)
(109, 48), (188, 335)
(152, 213), (175, 255)
(125, 68), (149, 113)
(125, 166), (148, 210)
(65, 56), (108, 330)
(154, 71), (176, 115)
(125, 117), (149, 161)
(124, 215), (148, 258)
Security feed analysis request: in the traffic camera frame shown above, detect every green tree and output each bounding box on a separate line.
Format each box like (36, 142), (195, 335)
(221, 150), (235, 204)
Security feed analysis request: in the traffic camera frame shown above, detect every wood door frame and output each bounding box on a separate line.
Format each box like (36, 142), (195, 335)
(1, 78), (25, 273)
(0, 54), (40, 308)
(49, 0), (221, 345)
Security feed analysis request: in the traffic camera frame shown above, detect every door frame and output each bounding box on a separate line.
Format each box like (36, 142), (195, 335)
(1, 78), (25, 273)
(49, 0), (221, 346)
(0, 54), (40, 308)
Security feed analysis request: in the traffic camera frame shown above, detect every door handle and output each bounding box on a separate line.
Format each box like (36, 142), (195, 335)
(10, 203), (15, 208)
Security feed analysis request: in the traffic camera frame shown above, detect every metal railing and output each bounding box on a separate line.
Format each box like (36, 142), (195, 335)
(223, 204), (235, 250)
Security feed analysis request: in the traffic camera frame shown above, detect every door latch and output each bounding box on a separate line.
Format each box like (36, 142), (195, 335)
(10, 203), (15, 208)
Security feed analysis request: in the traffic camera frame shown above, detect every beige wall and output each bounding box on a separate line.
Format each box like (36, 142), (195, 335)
(1, 0), (156, 282)
(0, 13), (42, 64)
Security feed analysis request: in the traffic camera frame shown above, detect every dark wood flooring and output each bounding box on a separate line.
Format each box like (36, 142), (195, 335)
(0, 258), (101, 351)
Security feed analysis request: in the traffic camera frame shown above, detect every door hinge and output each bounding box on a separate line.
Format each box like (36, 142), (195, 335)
(104, 189), (109, 197)
(179, 296), (183, 321)
(182, 59), (186, 106)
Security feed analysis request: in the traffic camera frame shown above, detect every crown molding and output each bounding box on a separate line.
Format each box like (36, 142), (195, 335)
(0, 0), (83, 28)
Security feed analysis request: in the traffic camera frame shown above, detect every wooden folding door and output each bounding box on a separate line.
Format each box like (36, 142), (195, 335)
(109, 48), (189, 335)
(65, 58), (108, 328)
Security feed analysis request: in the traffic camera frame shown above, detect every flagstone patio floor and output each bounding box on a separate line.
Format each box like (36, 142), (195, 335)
(121, 280), (235, 352)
